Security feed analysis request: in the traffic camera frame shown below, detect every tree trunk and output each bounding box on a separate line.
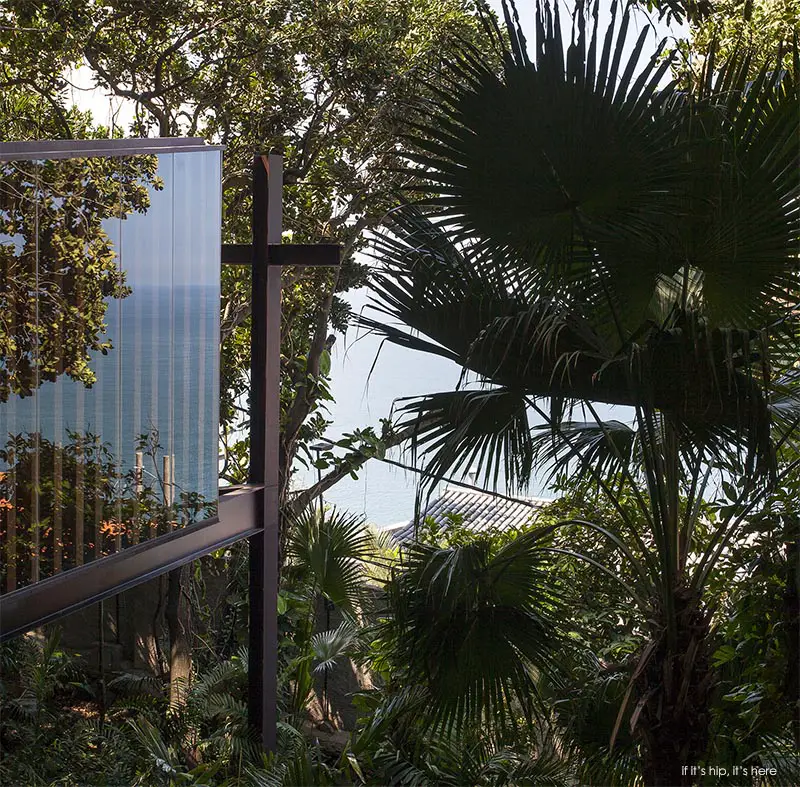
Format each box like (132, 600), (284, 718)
(783, 515), (799, 748)
(637, 586), (713, 786)
(166, 565), (192, 709)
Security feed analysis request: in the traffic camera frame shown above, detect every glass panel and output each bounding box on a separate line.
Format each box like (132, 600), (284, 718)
(1, 148), (221, 593)
(1, 158), (43, 591)
(172, 151), (221, 520)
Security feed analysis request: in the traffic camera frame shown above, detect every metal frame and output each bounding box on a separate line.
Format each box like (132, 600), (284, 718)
(0, 137), (223, 161)
(0, 144), (339, 752)
(223, 243), (340, 267)
(0, 486), (261, 641)
(247, 154), (282, 751)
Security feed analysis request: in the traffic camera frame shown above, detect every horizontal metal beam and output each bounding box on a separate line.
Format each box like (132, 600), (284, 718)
(269, 244), (340, 267)
(221, 243), (253, 265)
(221, 243), (340, 267)
(0, 486), (263, 641)
(0, 137), (223, 161)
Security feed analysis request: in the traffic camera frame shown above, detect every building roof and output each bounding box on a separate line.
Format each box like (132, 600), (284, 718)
(390, 484), (552, 543)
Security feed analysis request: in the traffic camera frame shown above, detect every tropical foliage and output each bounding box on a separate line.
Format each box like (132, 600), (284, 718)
(0, 153), (160, 400)
(2, 1), (799, 785)
(0, 430), (216, 592)
(686, 0), (800, 74)
(358, 0), (799, 783)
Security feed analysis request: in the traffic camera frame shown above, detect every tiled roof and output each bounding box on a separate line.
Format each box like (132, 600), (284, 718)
(391, 485), (552, 543)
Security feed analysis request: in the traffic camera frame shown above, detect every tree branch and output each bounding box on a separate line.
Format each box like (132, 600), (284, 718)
(287, 418), (434, 516)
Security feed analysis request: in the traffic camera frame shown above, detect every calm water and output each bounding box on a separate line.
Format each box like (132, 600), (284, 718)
(304, 287), (464, 526)
(299, 288), (631, 527)
(2, 285), (220, 505)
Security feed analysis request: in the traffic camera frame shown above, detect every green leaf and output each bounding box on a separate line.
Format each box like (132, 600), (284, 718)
(712, 644), (736, 667)
(319, 350), (331, 377)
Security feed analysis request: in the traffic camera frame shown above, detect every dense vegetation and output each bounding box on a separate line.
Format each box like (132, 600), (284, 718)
(1, 0), (799, 785)
(2, 484), (798, 784)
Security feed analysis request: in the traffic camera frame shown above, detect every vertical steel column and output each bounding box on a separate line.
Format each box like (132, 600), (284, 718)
(248, 153), (282, 752)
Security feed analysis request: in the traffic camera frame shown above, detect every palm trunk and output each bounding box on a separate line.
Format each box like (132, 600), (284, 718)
(636, 585), (713, 786)
(625, 408), (715, 784)
(783, 515), (799, 747)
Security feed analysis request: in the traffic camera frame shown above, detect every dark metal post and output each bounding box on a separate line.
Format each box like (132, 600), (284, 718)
(248, 154), (282, 752)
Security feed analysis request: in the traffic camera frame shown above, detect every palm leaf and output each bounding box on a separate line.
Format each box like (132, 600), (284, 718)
(310, 621), (360, 676)
(396, 387), (534, 494)
(386, 527), (569, 734)
(287, 506), (374, 615)
(362, 0), (798, 481)
(530, 419), (638, 485)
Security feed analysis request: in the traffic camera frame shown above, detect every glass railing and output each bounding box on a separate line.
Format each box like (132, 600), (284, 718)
(0, 141), (222, 592)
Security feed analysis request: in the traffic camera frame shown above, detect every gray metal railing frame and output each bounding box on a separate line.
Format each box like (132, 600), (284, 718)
(0, 137), (223, 161)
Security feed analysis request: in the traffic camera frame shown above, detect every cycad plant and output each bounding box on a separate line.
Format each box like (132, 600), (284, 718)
(360, 0), (799, 783)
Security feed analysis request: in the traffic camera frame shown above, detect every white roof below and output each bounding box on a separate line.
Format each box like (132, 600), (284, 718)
(392, 484), (552, 543)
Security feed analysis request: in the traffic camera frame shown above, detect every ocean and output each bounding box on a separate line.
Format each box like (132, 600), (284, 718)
(296, 288), (584, 527)
(1, 285), (220, 506)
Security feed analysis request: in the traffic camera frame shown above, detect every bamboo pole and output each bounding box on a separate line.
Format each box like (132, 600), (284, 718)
(31, 432), (40, 584)
(7, 449), (16, 591)
(115, 465), (123, 554)
(53, 443), (62, 573)
(94, 437), (102, 561)
(171, 454), (176, 529)
(75, 444), (84, 565)
(163, 454), (174, 530)
(133, 450), (143, 544)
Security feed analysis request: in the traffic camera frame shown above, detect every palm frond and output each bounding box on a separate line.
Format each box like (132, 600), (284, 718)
(362, 0), (798, 480)
(287, 506), (374, 615)
(191, 655), (247, 702)
(396, 387), (534, 494)
(107, 671), (164, 697)
(310, 621), (360, 677)
(405, 1), (687, 335)
(530, 419), (637, 485)
(204, 692), (247, 722)
(754, 730), (800, 787)
(386, 527), (569, 734)
(247, 742), (334, 787)
(127, 716), (180, 778)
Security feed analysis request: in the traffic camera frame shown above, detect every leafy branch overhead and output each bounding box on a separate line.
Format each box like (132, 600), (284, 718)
(1, 0), (492, 510)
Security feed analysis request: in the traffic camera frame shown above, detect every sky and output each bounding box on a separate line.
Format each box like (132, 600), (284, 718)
(486, 0), (688, 76)
(67, 63), (137, 136)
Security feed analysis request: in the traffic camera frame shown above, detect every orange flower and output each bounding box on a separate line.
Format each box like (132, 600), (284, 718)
(0, 498), (12, 510)
(100, 520), (125, 536)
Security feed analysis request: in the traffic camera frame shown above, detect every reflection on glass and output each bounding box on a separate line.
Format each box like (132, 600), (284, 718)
(0, 149), (221, 592)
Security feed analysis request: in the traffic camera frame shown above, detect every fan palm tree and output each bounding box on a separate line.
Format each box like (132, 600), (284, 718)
(360, 0), (799, 783)
(350, 526), (575, 784)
